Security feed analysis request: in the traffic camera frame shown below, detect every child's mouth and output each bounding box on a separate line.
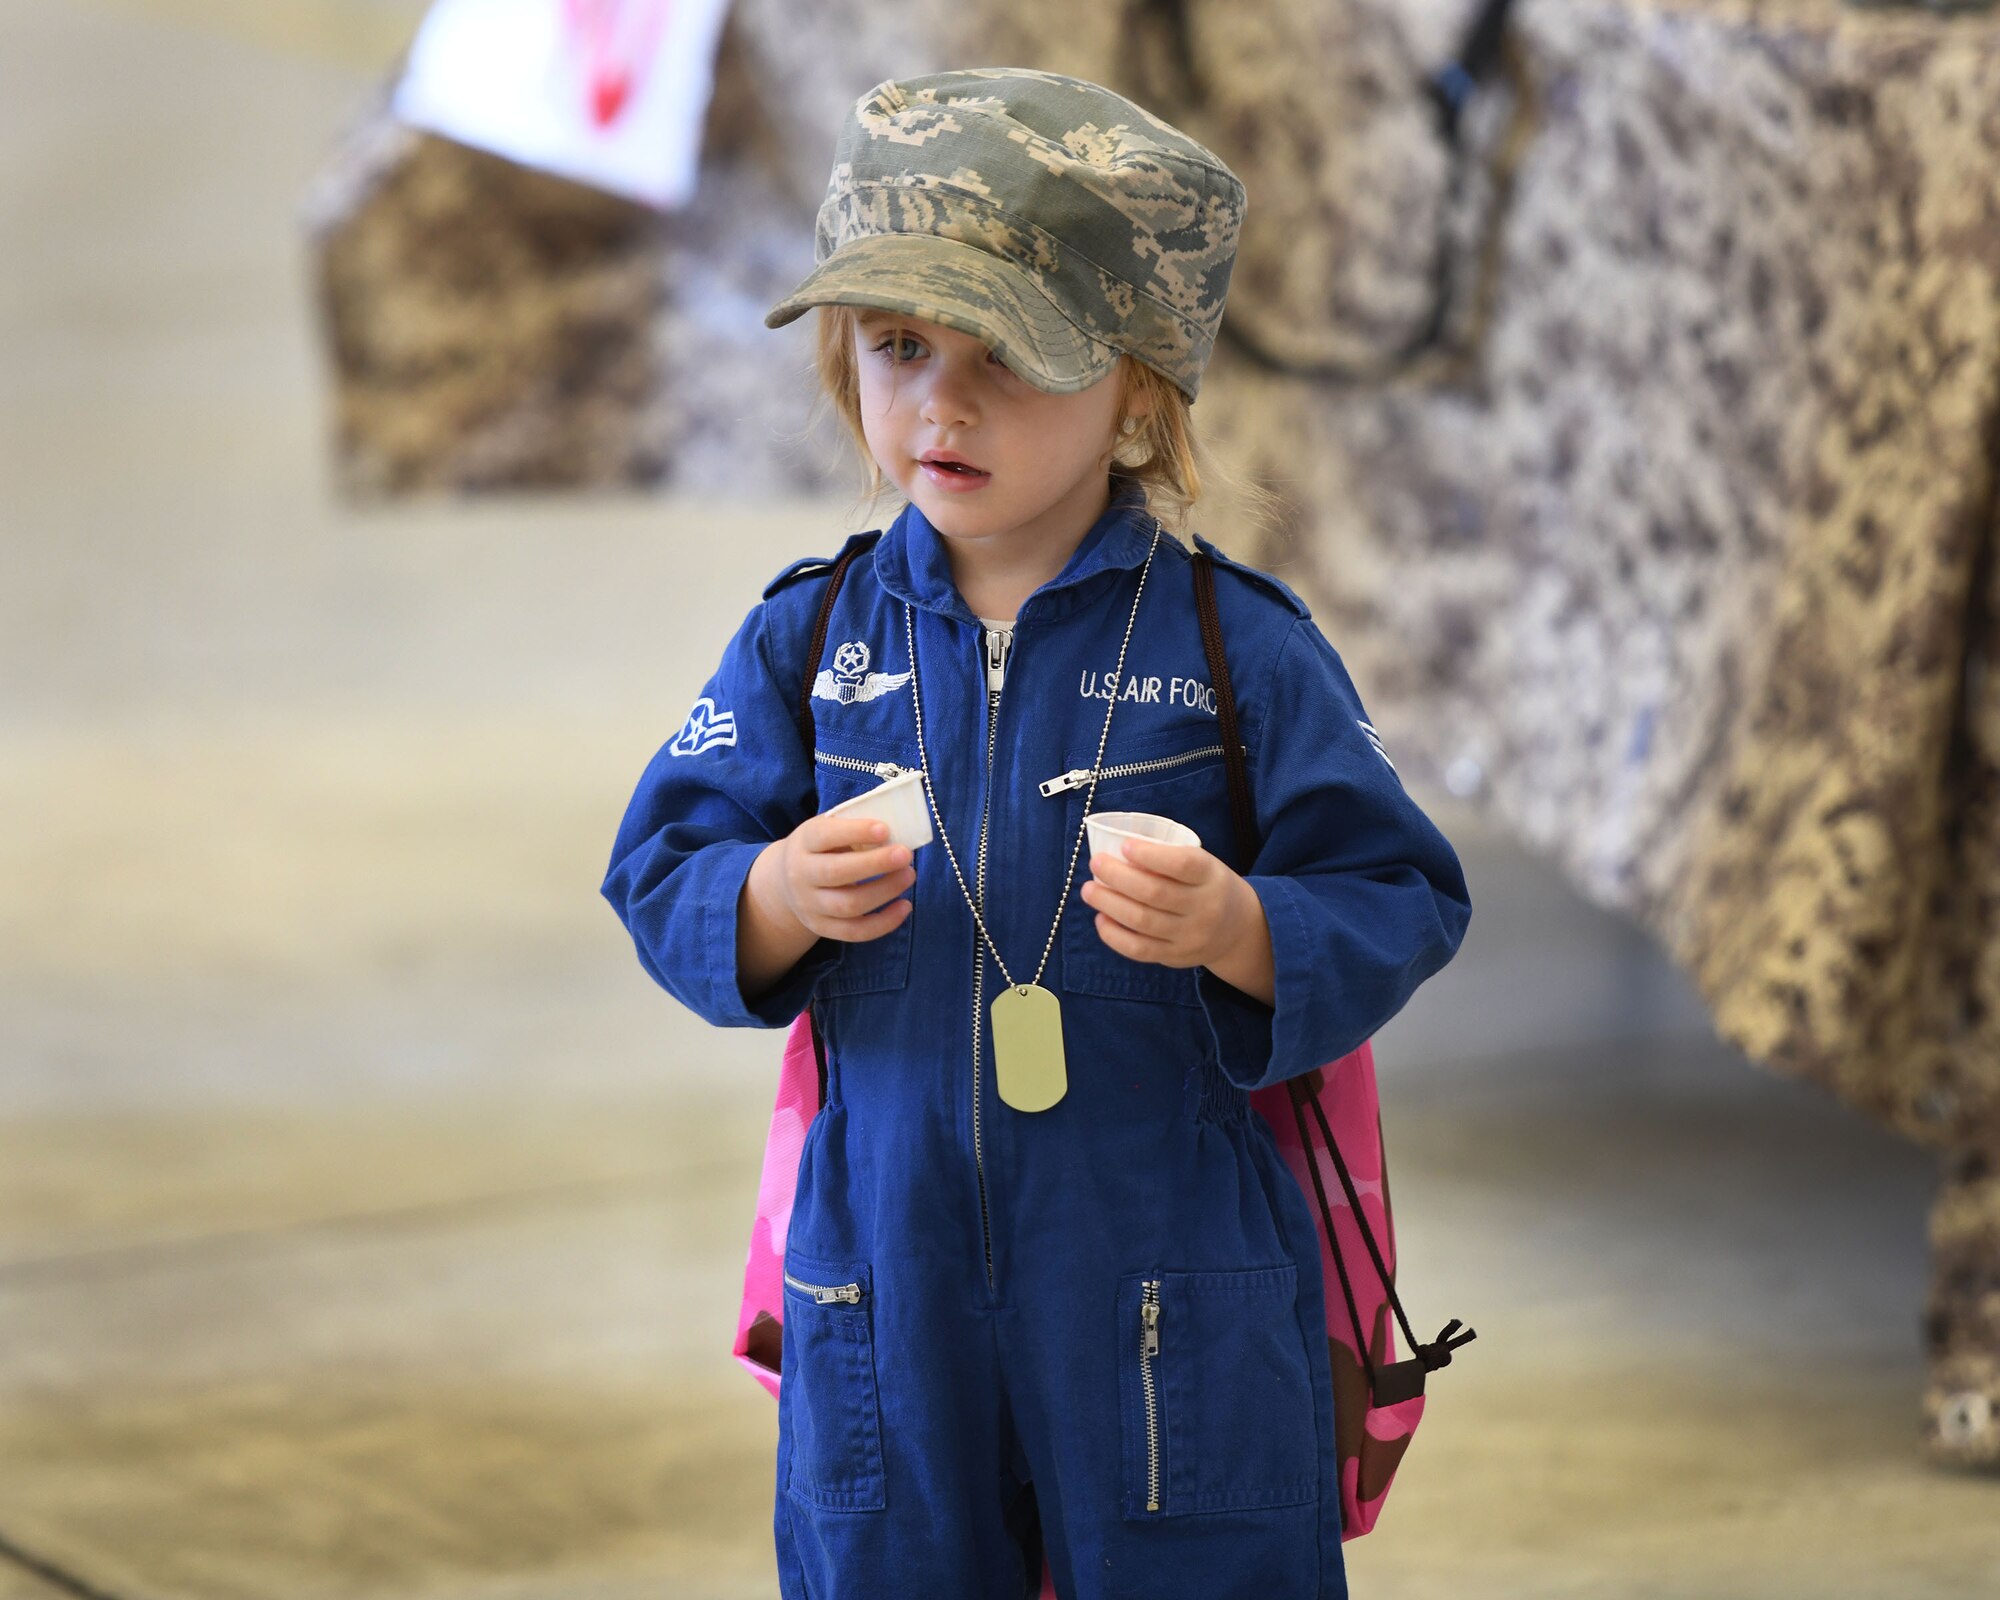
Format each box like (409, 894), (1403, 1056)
(920, 458), (992, 489)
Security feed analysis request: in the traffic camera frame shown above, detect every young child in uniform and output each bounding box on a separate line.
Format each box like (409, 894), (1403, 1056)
(600, 67), (1472, 1600)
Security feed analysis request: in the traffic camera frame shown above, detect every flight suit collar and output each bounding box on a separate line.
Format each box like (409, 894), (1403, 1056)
(873, 476), (1160, 627)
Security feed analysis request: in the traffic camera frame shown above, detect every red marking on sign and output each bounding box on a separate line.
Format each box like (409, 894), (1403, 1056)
(559, 0), (673, 131)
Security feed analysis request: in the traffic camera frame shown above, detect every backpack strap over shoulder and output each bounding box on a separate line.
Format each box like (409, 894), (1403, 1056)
(789, 530), (884, 743)
(1190, 532), (1310, 619)
(791, 528), (883, 1104)
(1189, 549), (1259, 880)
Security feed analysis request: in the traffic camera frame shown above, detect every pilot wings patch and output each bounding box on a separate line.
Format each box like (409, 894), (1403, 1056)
(813, 639), (911, 705)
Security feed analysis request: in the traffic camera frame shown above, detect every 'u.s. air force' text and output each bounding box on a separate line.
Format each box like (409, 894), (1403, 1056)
(1079, 668), (1215, 714)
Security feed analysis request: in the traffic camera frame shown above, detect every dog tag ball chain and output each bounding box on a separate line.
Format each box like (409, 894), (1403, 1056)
(900, 520), (1162, 1112)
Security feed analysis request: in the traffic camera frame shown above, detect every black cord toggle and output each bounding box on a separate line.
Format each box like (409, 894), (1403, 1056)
(1417, 1318), (1478, 1371)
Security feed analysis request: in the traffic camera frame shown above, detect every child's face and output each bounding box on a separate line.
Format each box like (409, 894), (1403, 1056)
(851, 308), (1133, 553)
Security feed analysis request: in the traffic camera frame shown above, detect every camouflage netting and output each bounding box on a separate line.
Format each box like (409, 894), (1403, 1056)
(301, 0), (2000, 1467)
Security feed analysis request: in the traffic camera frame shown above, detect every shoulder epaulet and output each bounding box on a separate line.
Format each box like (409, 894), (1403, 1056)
(759, 530), (881, 601)
(1190, 532), (1311, 618)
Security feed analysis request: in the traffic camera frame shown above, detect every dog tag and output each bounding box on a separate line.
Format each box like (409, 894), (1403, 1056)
(991, 983), (1067, 1111)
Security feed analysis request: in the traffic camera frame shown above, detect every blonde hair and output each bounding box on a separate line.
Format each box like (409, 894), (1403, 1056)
(795, 302), (1283, 547)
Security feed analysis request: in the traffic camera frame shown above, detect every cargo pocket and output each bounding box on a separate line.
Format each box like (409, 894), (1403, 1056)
(1117, 1263), (1318, 1518)
(781, 1249), (887, 1512)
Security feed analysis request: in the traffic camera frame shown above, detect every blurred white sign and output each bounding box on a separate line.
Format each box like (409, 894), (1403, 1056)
(392, 0), (734, 211)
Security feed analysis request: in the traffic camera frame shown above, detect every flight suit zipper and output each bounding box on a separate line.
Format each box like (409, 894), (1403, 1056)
(815, 752), (918, 781)
(784, 1270), (863, 1305)
(1037, 742), (1240, 796)
(1140, 1278), (1162, 1511)
(969, 620), (1011, 1296)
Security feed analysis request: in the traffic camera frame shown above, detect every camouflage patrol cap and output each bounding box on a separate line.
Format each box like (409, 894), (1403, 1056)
(762, 67), (1246, 403)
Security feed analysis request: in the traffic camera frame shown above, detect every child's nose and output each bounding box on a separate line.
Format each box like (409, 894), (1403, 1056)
(919, 365), (984, 415)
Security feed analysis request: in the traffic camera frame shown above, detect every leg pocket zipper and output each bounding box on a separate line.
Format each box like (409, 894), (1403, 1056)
(784, 1271), (862, 1305)
(1140, 1279), (1163, 1512)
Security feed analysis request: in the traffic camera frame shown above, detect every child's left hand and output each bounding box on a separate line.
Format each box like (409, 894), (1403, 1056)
(1080, 836), (1254, 970)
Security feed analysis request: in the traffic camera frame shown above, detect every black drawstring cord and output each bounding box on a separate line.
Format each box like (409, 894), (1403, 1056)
(1291, 1078), (1478, 1393)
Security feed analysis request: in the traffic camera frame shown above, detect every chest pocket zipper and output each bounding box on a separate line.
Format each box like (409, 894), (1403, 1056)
(816, 751), (917, 782)
(1038, 741), (1241, 797)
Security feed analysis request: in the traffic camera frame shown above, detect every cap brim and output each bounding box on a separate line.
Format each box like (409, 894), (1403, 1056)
(763, 232), (1122, 396)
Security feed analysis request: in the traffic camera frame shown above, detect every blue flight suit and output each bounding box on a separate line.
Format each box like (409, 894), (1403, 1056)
(600, 479), (1472, 1599)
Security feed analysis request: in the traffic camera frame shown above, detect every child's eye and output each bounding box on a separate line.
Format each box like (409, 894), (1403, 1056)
(868, 333), (1013, 373)
(872, 333), (923, 362)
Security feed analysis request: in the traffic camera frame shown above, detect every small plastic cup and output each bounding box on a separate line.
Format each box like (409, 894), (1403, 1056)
(822, 769), (934, 879)
(1085, 810), (1199, 871)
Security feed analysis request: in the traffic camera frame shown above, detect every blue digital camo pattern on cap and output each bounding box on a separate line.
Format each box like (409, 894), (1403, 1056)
(763, 67), (1247, 403)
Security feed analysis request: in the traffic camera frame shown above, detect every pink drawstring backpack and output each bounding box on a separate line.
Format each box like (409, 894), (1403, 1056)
(732, 537), (1474, 1582)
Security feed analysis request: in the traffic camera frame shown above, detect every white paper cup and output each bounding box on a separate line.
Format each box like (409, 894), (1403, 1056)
(823, 768), (934, 854)
(1085, 810), (1199, 866)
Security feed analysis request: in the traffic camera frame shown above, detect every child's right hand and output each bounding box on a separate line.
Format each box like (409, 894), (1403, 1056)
(740, 820), (916, 1008)
(774, 815), (916, 943)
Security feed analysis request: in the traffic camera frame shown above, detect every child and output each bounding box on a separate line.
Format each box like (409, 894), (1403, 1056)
(601, 68), (1472, 1600)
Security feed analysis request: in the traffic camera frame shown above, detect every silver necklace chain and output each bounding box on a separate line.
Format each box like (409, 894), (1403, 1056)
(900, 518), (1162, 993)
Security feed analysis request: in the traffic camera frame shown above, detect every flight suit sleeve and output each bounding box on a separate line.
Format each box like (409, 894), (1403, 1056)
(599, 596), (842, 1029)
(1194, 614), (1473, 1091)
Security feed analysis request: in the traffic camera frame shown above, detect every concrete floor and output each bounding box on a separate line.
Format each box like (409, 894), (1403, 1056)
(3, 2), (1995, 1596)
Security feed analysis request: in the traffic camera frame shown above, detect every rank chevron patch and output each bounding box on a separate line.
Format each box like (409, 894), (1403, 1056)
(668, 696), (737, 756)
(1357, 718), (1397, 775)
